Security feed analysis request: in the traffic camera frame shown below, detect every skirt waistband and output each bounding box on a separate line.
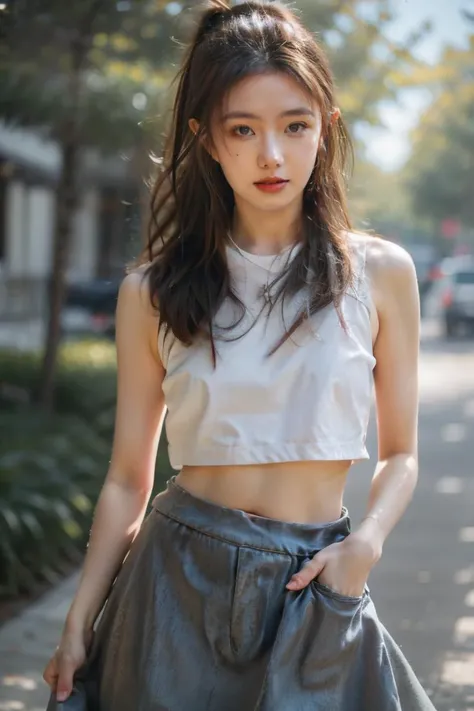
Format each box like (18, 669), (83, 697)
(151, 476), (352, 556)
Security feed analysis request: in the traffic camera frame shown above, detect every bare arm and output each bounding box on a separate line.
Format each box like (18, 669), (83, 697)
(286, 237), (421, 596)
(66, 270), (166, 633)
(354, 237), (420, 551)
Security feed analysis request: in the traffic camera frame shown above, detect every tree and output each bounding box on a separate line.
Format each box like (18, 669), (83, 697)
(0, 0), (428, 409)
(289, 0), (431, 239)
(0, 0), (183, 410)
(296, 0), (431, 127)
(403, 38), (474, 236)
(348, 159), (411, 233)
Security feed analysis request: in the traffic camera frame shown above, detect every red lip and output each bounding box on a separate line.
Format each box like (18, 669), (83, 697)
(255, 178), (289, 185)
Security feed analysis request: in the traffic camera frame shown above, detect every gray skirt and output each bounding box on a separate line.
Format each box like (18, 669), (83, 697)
(51, 476), (437, 710)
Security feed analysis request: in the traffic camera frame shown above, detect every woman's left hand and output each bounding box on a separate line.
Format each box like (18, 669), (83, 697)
(285, 530), (382, 597)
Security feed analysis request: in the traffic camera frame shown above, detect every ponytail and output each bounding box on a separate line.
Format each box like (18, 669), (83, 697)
(141, 0), (356, 367)
(195, 1), (232, 44)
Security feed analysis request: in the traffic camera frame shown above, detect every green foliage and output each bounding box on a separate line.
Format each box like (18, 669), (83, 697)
(0, 340), (173, 599)
(404, 41), (474, 229)
(0, 409), (107, 597)
(0, 0), (181, 149)
(0, 340), (117, 416)
(0, 0), (429, 148)
(295, 0), (430, 127)
(348, 158), (412, 232)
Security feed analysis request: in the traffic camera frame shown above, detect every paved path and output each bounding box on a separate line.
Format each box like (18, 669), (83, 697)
(1, 322), (474, 710)
(0, 575), (80, 710)
(346, 327), (474, 710)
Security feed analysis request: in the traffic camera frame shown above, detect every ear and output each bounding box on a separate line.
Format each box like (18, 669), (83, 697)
(188, 118), (220, 163)
(189, 118), (200, 136)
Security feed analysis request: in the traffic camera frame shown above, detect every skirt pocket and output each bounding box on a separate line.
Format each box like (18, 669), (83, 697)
(311, 580), (365, 604)
(299, 579), (367, 691)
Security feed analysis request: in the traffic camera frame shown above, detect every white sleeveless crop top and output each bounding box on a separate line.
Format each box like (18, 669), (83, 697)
(158, 232), (376, 470)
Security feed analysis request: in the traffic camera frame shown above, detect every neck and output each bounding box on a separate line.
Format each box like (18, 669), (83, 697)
(231, 197), (303, 255)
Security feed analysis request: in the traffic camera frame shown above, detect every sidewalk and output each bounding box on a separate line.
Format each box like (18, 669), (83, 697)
(0, 572), (80, 710)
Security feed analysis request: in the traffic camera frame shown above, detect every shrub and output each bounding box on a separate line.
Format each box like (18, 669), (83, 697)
(0, 341), (173, 599)
(0, 410), (108, 596)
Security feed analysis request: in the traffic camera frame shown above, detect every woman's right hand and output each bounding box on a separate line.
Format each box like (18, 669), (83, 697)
(43, 627), (93, 702)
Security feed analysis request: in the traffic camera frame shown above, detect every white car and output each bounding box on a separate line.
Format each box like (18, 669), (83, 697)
(425, 258), (474, 337)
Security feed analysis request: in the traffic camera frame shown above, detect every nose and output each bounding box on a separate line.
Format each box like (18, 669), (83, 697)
(257, 133), (283, 170)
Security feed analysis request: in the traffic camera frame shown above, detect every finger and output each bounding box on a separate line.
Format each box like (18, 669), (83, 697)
(56, 658), (75, 702)
(42, 658), (59, 687)
(286, 555), (325, 591)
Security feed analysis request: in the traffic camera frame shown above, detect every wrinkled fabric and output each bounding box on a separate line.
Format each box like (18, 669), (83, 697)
(46, 681), (91, 711)
(159, 234), (376, 471)
(49, 477), (436, 710)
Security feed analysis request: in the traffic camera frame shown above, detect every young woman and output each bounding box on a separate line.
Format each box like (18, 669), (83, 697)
(44, 1), (436, 709)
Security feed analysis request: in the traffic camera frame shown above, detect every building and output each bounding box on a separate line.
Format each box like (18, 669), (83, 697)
(0, 121), (141, 346)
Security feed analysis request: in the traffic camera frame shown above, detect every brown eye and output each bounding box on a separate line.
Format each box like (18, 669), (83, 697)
(287, 122), (308, 134)
(233, 125), (254, 137)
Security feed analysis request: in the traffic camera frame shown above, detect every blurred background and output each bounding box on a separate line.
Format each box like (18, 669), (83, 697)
(0, 1), (473, 709)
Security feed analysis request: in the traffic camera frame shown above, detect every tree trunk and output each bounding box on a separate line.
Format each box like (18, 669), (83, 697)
(37, 3), (105, 410)
(38, 127), (79, 410)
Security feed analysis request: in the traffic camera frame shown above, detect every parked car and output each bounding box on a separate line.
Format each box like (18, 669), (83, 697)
(432, 259), (474, 338)
(61, 278), (121, 339)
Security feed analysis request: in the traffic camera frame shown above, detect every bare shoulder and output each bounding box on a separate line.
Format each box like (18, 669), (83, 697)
(348, 230), (414, 276)
(118, 265), (156, 316)
(117, 265), (160, 353)
(365, 234), (415, 278)
(351, 232), (418, 313)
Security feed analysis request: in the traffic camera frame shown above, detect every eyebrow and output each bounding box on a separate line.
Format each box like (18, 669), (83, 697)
(221, 107), (316, 121)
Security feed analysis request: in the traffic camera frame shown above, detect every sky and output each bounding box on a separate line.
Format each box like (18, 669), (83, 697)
(358, 0), (472, 171)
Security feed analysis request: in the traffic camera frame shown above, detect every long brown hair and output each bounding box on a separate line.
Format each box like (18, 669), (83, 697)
(136, 0), (357, 365)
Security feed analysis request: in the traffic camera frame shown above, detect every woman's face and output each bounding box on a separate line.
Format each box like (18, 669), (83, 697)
(206, 71), (323, 212)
